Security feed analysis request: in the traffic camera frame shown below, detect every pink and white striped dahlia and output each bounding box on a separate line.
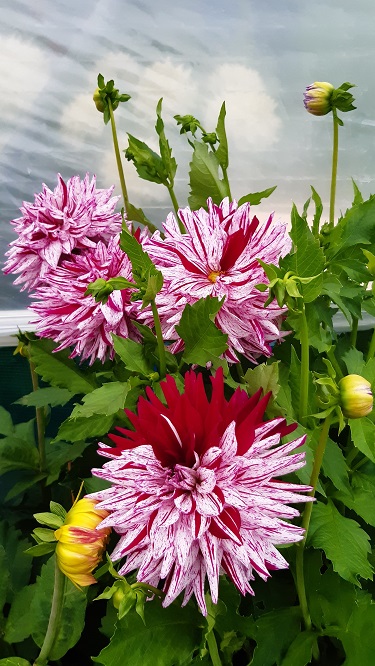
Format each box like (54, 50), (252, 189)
(3, 173), (122, 291)
(141, 198), (291, 363)
(31, 235), (140, 364)
(90, 369), (311, 615)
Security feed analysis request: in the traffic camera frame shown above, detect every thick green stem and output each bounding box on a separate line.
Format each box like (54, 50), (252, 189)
(108, 98), (130, 226)
(326, 347), (344, 380)
(222, 167), (232, 201)
(299, 307), (310, 424)
(34, 558), (66, 666)
(350, 317), (358, 348)
(329, 113), (339, 226)
(29, 360), (46, 473)
(167, 183), (185, 234)
(295, 414), (331, 632)
(367, 328), (375, 361)
(206, 630), (222, 666)
(151, 299), (167, 379)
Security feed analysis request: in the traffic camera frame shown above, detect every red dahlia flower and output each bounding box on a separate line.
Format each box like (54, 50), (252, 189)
(90, 369), (311, 615)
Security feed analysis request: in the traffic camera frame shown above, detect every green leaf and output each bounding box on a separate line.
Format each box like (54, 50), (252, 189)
(280, 631), (317, 666)
(342, 348), (365, 375)
(0, 522), (32, 601)
(329, 195), (375, 255)
(125, 134), (167, 184)
(84, 476), (111, 494)
(335, 463), (375, 527)
(244, 362), (280, 415)
(175, 297), (228, 366)
(126, 202), (157, 234)
(311, 186), (323, 237)
(33, 527), (57, 542)
(188, 141), (227, 209)
(0, 657), (31, 666)
(155, 98), (177, 184)
(4, 585), (37, 644)
(0, 436), (39, 475)
(249, 607), (302, 666)
(120, 232), (153, 274)
(308, 500), (373, 585)
(321, 436), (351, 494)
(333, 591), (375, 665)
(0, 545), (9, 613)
(215, 102), (229, 170)
(113, 336), (152, 376)
(70, 382), (130, 418)
(0, 407), (13, 437)
(34, 512), (63, 529)
(93, 600), (202, 666)
(31, 556), (87, 660)
(25, 543), (56, 557)
(55, 413), (114, 443)
(15, 387), (74, 408)
(28, 339), (97, 394)
(283, 205), (325, 286)
(45, 439), (89, 484)
(237, 186), (277, 207)
(349, 417), (375, 463)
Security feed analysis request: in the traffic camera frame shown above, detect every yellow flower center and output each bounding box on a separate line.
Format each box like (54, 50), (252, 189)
(208, 270), (222, 283)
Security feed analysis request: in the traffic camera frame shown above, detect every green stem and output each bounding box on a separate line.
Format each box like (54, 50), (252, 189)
(222, 167), (232, 201)
(166, 183), (185, 234)
(151, 299), (167, 379)
(33, 558), (66, 666)
(350, 317), (358, 347)
(29, 360), (46, 473)
(108, 98), (130, 226)
(299, 307), (310, 424)
(326, 347), (344, 380)
(346, 446), (359, 468)
(206, 630), (222, 666)
(329, 113), (339, 226)
(295, 414), (331, 632)
(367, 328), (375, 361)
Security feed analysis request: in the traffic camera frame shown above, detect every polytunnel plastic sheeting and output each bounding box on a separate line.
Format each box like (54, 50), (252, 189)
(1, 0), (375, 310)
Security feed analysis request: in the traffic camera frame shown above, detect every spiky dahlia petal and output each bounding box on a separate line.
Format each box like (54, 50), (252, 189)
(90, 369), (312, 615)
(3, 173), (122, 290)
(140, 197), (291, 363)
(30, 234), (141, 364)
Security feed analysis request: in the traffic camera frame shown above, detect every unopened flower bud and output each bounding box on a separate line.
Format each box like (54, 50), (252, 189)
(304, 82), (334, 116)
(93, 88), (105, 113)
(339, 374), (373, 419)
(54, 498), (110, 587)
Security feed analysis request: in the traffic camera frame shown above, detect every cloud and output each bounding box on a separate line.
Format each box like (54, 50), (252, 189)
(0, 35), (49, 139)
(202, 63), (282, 150)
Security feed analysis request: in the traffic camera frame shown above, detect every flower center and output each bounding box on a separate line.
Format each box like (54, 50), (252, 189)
(207, 270), (222, 283)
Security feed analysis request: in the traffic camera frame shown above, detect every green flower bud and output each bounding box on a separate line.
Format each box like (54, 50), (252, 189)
(304, 82), (335, 116)
(93, 87), (105, 113)
(339, 374), (373, 419)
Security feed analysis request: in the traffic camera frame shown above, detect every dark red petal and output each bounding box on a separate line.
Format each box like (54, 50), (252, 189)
(209, 506), (242, 544)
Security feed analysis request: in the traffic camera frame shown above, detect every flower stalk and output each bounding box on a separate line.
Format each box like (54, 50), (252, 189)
(299, 306), (310, 424)
(329, 111), (339, 226)
(108, 98), (130, 226)
(151, 299), (167, 379)
(29, 359), (47, 473)
(33, 557), (66, 666)
(295, 414), (332, 633)
(206, 630), (222, 666)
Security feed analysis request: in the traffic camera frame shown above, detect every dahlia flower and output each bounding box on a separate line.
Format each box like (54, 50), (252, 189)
(142, 198), (290, 363)
(90, 369), (311, 615)
(31, 235), (140, 364)
(339, 374), (373, 419)
(303, 82), (334, 116)
(3, 173), (122, 291)
(54, 498), (110, 587)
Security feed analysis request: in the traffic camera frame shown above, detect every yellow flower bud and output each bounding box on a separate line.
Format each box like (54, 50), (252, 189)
(54, 498), (110, 588)
(339, 374), (373, 419)
(304, 81), (334, 116)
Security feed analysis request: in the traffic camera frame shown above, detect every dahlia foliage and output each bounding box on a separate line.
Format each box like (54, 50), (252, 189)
(90, 369), (311, 615)
(3, 73), (373, 666)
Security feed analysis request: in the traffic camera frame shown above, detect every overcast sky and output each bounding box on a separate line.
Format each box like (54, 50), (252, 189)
(1, 0), (375, 308)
